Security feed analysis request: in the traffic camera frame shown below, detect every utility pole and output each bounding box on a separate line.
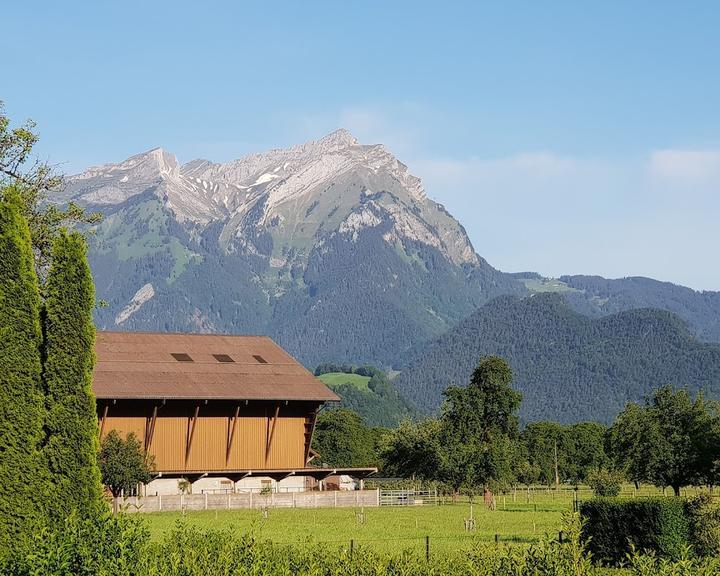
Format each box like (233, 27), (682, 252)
(554, 440), (560, 490)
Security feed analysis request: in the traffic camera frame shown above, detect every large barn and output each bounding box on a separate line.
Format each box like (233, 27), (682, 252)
(94, 331), (375, 495)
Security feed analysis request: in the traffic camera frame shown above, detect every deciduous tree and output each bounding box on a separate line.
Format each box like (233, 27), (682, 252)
(438, 356), (522, 496)
(0, 102), (101, 276)
(312, 408), (384, 468)
(99, 431), (153, 513)
(609, 386), (720, 495)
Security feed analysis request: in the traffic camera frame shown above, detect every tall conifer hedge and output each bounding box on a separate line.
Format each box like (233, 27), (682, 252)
(43, 230), (103, 521)
(0, 189), (46, 555)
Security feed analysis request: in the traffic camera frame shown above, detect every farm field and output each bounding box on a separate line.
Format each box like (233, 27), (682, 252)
(143, 485), (708, 554)
(145, 501), (562, 553)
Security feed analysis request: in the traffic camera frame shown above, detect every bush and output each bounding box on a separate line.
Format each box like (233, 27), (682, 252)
(1, 512), (148, 576)
(685, 493), (720, 557)
(580, 497), (690, 565)
(586, 468), (623, 497)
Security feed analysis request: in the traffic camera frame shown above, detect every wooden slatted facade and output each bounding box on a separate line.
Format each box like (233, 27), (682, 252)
(94, 332), (340, 478)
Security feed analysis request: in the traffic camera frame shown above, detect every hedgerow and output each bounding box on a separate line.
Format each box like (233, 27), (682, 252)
(580, 497), (690, 564)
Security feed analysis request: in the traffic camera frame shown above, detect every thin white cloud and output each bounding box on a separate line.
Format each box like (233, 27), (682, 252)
(412, 150), (718, 290)
(648, 149), (720, 195)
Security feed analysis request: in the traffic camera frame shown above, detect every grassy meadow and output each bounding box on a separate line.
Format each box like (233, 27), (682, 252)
(143, 486), (703, 554)
(317, 372), (372, 390)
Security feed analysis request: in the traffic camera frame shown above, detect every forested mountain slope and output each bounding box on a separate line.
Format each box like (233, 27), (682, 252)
(396, 293), (720, 423)
(515, 273), (720, 344)
(560, 275), (720, 343)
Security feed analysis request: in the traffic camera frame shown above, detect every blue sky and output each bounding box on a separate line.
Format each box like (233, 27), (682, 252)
(3, 1), (719, 289)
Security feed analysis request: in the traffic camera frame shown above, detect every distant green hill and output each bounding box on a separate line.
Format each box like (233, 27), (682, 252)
(318, 372), (371, 391)
(317, 369), (418, 427)
(396, 293), (720, 424)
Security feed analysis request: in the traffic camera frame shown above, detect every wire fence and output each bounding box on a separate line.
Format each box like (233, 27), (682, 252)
(252, 531), (568, 559)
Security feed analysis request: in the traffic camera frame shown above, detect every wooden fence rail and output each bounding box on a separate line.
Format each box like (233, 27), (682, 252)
(117, 489), (381, 513)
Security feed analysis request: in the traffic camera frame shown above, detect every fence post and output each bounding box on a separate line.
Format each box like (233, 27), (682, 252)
(350, 539), (354, 558)
(495, 534), (499, 545)
(334, 491), (338, 508)
(356, 490), (359, 506)
(377, 488), (380, 507)
(205, 493), (208, 510)
(559, 531), (564, 544)
(425, 535), (430, 561)
(158, 493), (162, 511)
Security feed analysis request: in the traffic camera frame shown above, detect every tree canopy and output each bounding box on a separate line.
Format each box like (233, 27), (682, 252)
(437, 357), (522, 493)
(0, 102), (101, 275)
(99, 431), (153, 513)
(312, 408), (385, 469)
(609, 386), (720, 495)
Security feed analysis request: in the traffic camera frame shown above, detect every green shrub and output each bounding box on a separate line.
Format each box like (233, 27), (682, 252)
(684, 493), (720, 557)
(1, 512), (148, 576)
(586, 468), (623, 497)
(580, 497), (690, 565)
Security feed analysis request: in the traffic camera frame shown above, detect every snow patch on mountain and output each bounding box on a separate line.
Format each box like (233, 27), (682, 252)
(63, 129), (480, 267)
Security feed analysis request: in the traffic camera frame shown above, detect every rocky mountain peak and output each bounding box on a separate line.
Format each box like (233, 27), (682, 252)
(63, 131), (480, 266)
(314, 128), (358, 149)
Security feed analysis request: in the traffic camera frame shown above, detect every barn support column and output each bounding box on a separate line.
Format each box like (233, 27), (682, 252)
(145, 405), (158, 455)
(304, 404), (321, 465)
(98, 404), (109, 438)
(226, 405), (240, 465)
(265, 403), (280, 464)
(185, 405), (200, 467)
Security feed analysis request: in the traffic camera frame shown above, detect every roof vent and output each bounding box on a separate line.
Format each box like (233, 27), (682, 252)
(213, 354), (235, 363)
(171, 353), (194, 362)
(253, 354), (268, 364)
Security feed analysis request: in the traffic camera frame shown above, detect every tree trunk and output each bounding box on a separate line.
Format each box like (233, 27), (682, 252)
(672, 485), (681, 497)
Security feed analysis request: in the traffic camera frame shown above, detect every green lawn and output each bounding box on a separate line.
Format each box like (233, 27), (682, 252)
(143, 493), (572, 554)
(318, 372), (372, 391)
(143, 485), (706, 557)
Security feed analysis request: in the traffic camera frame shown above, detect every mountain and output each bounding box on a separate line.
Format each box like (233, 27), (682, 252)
(61, 130), (522, 367)
(395, 293), (720, 423)
(514, 273), (720, 344)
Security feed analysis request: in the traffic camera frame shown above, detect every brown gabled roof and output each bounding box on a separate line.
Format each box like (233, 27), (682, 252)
(93, 331), (339, 402)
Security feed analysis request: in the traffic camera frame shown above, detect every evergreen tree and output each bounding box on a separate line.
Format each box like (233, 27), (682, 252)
(43, 230), (103, 521)
(0, 188), (46, 556)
